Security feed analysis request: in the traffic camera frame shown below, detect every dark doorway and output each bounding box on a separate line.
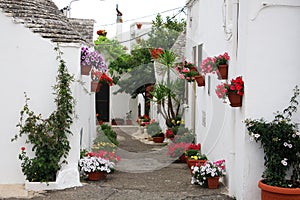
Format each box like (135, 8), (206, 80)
(95, 83), (110, 122)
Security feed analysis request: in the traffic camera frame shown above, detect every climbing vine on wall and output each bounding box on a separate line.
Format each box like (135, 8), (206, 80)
(12, 45), (75, 182)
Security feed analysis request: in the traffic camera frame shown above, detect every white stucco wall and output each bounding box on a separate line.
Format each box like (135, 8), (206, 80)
(185, 0), (300, 199)
(0, 12), (96, 185)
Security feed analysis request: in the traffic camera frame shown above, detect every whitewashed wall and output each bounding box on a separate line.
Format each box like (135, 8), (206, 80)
(0, 12), (96, 186)
(185, 0), (300, 199)
(111, 85), (139, 124)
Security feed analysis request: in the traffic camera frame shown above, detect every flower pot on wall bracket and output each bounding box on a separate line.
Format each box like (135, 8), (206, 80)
(91, 81), (100, 92)
(136, 23), (142, 29)
(194, 75), (205, 87)
(228, 92), (243, 107)
(217, 64), (228, 80)
(258, 180), (300, 200)
(81, 65), (92, 75)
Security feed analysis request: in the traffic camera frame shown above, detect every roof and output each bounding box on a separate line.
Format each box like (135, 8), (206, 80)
(68, 18), (95, 45)
(171, 29), (186, 61)
(0, 0), (92, 44)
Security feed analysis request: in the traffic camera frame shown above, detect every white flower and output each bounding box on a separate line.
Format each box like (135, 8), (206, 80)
(254, 134), (260, 138)
(281, 158), (288, 166)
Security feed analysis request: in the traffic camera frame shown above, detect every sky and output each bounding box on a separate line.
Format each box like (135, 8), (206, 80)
(52, 0), (187, 38)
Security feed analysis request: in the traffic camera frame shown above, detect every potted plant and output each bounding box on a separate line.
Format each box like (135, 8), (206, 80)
(137, 114), (150, 126)
(146, 121), (165, 143)
(91, 70), (114, 92)
(200, 56), (218, 75)
(215, 76), (244, 107)
(191, 160), (226, 189)
(174, 60), (199, 83)
(80, 46), (92, 75)
(79, 151), (115, 181)
(166, 142), (192, 162)
(214, 52), (230, 80)
(151, 132), (165, 143)
(244, 86), (300, 199)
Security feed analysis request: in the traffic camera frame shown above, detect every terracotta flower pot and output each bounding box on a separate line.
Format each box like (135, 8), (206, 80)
(194, 75), (205, 87)
(88, 171), (107, 181)
(187, 159), (206, 169)
(152, 136), (165, 143)
(228, 92), (243, 107)
(207, 177), (220, 189)
(81, 65), (92, 75)
(258, 180), (300, 200)
(217, 64), (228, 80)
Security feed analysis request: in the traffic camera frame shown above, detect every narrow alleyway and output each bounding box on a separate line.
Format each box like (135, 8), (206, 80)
(5, 126), (234, 200)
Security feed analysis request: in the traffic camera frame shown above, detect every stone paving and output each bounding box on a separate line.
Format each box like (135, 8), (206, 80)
(3, 126), (234, 200)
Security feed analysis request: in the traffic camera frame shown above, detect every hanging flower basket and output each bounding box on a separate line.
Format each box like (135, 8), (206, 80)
(195, 75), (205, 87)
(81, 65), (92, 75)
(228, 92), (243, 107)
(91, 81), (100, 93)
(217, 64), (228, 80)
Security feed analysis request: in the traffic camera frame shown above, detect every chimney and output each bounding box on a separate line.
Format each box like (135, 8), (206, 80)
(116, 4), (123, 41)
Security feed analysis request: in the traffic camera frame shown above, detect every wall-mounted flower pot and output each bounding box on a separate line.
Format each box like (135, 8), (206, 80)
(217, 64), (228, 80)
(258, 180), (300, 200)
(91, 81), (100, 93)
(228, 92), (243, 107)
(81, 65), (92, 75)
(195, 75), (205, 87)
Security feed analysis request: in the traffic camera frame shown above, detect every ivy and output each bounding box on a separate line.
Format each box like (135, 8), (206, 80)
(12, 45), (75, 182)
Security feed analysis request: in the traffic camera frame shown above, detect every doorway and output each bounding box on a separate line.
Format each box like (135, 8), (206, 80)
(95, 83), (110, 122)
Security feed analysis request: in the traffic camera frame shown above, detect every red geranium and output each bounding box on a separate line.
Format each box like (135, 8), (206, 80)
(165, 129), (174, 139)
(21, 146), (25, 151)
(188, 143), (201, 150)
(97, 30), (107, 36)
(151, 48), (163, 59)
(227, 76), (244, 96)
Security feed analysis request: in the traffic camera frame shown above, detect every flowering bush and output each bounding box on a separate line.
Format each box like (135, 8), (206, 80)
(245, 86), (300, 188)
(215, 76), (244, 100)
(191, 160), (226, 186)
(151, 48), (164, 59)
(174, 60), (199, 82)
(200, 57), (218, 75)
(215, 52), (230, 66)
(79, 152), (115, 174)
(91, 70), (114, 86)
